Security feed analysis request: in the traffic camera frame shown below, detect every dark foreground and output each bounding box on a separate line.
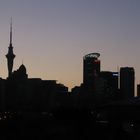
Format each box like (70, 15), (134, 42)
(0, 106), (140, 140)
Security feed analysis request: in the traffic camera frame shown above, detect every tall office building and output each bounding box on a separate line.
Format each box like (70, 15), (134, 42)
(137, 84), (140, 97)
(83, 53), (100, 86)
(100, 71), (118, 93)
(120, 67), (135, 98)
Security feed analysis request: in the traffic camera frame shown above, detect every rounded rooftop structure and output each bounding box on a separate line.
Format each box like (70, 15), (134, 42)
(84, 53), (100, 59)
(19, 64), (26, 74)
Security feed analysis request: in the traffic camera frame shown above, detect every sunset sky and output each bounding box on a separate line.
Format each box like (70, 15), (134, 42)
(0, 0), (140, 91)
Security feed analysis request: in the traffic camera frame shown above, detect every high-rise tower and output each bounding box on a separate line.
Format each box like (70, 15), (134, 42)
(6, 19), (15, 77)
(83, 53), (100, 86)
(120, 67), (135, 98)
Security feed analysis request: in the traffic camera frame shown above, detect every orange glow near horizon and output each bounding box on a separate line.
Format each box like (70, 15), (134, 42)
(0, 0), (139, 95)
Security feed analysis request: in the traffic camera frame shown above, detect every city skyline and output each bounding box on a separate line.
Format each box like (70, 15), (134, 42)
(0, 0), (140, 90)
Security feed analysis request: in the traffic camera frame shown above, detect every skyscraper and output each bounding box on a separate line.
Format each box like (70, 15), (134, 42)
(120, 67), (135, 98)
(83, 53), (100, 86)
(137, 84), (140, 97)
(5, 20), (15, 77)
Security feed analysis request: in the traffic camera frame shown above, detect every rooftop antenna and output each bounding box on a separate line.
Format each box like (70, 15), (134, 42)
(10, 17), (12, 45)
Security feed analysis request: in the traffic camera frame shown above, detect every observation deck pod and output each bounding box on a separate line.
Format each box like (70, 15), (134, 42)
(84, 53), (100, 60)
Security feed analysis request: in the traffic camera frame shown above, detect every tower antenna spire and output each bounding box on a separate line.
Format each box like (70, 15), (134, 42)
(6, 18), (15, 77)
(10, 17), (12, 45)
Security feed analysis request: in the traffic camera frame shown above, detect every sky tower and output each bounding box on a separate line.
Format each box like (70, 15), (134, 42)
(6, 19), (15, 77)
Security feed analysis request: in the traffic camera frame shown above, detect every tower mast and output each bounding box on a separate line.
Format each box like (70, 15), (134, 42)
(6, 19), (16, 77)
(10, 18), (12, 45)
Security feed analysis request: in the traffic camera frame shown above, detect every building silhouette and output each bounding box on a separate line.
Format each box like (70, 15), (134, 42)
(72, 53), (120, 109)
(0, 22), (138, 112)
(83, 53), (100, 86)
(5, 20), (15, 78)
(137, 84), (140, 97)
(0, 23), (69, 112)
(99, 71), (118, 96)
(120, 67), (135, 98)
